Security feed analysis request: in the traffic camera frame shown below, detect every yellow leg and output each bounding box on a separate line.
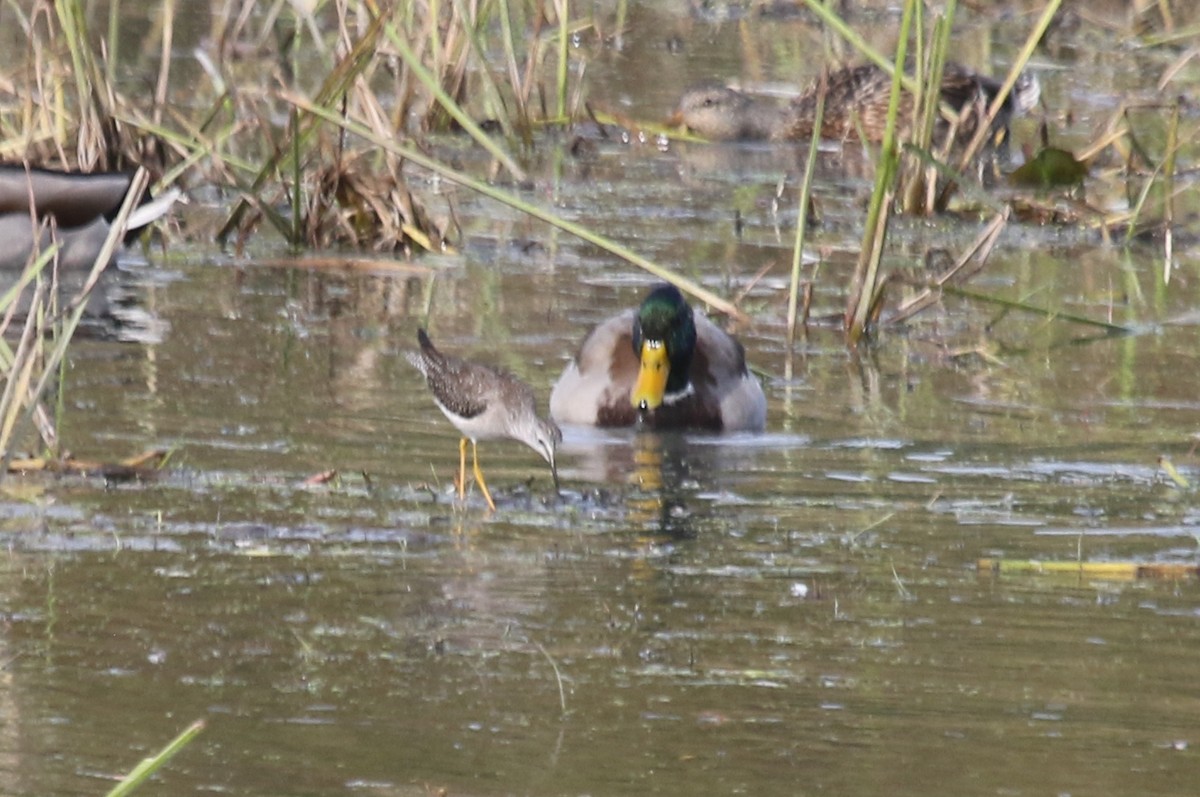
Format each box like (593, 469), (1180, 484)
(471, 440), (497, 512)
(457, 437), (468, 502)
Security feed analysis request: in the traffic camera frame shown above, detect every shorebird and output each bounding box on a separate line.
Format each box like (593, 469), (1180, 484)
(408, 329), (561, 511)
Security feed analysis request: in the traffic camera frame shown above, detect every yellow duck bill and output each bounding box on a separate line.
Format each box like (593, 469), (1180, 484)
(632, 339), (669, 411)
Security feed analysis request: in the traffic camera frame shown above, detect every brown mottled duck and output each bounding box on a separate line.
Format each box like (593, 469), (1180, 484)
(672, 62), (1040, 145)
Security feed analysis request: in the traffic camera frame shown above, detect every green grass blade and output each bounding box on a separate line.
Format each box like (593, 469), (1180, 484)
(554, 0), (570, 120)
(104, 720), (205, 797)
(937, 284), (1134, 334)
(787, 81), (825, 344)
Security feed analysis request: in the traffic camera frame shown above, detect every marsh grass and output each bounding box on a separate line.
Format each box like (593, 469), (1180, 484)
(104, 719), (204, 797)
(221, 0), (745, 314)
(17, 0), (155, 169)
(209, 0), (599, 253)
(288, 93), (748, 321)
(1022, 96), (1197, 249)
(819, 0), (1093, 343)
(1117, 101), (1191, 253)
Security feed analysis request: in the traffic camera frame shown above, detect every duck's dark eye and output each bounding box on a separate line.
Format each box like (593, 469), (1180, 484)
(703, 97), (716, 107)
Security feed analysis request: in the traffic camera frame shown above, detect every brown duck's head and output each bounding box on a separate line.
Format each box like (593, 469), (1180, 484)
(630, 284), (697, 413)
(670, 86), (765, 141)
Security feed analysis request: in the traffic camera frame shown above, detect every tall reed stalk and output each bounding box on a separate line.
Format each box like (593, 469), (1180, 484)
(786, 79), (826, 346)
(898, 5), (953, 215)
(104, 720), (205, 797)
(553, 0), (570, 120)
(844, 0), (916, 345)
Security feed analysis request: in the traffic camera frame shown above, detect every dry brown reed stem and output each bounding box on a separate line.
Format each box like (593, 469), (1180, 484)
(0, 281), (50, 464)
(153, 0), (175, 127)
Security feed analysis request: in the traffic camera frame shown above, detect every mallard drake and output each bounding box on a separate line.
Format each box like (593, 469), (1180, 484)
(0, 164), (177, 271)
(672, 62), (1040, 145)
(550, 284), (766, 432)
(407, 329), (561, 511)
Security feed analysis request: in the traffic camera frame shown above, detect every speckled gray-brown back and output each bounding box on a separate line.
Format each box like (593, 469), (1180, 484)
(406, 329), (516, 421)
(407, 329), (561, 464)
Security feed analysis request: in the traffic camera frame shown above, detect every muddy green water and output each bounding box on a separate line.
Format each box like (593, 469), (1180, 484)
(3, 2), (1200, 795)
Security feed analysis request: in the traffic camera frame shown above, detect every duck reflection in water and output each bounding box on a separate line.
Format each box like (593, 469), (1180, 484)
(627, 431), (700, 540)
(557, 425), (767, 541)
